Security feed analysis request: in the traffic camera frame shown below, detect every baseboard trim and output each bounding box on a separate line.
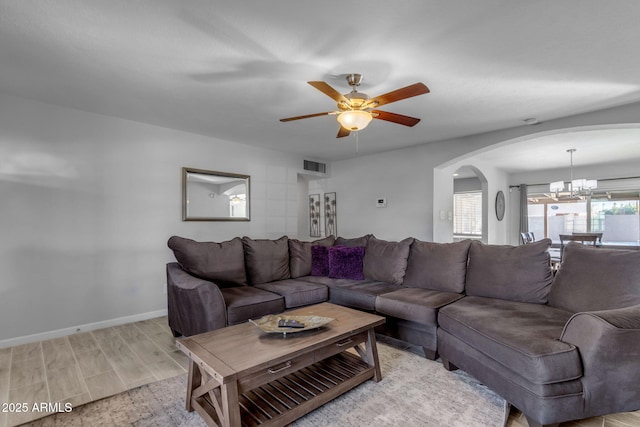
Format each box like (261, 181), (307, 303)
(0, 309), (168, 349)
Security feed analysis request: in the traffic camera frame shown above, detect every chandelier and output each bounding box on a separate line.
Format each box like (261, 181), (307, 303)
(549, 149), (597, 198)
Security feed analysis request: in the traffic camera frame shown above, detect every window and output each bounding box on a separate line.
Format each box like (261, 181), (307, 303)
(590, 194), (639, 245)
(527, 180), (640, 246)
(454, 191), (482, 239)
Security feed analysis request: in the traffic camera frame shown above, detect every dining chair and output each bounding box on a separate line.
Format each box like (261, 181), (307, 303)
(520, 232), (535, 244)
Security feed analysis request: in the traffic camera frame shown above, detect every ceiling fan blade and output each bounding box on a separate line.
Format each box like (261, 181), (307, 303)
(365, 82), (429, 108)
(308, 81), (350, 105)
(337, 126), (351, 138)
(280, 112), (333, 122)
(372, 110), (421, 127)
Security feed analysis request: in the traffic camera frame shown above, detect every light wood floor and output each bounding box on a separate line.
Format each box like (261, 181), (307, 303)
(1, 317), (638, 427)
(0, 316), (188, 427)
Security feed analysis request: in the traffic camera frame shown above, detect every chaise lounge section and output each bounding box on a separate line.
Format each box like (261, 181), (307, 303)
(437, 242), (640, 427)
(166, 234), (640, 427)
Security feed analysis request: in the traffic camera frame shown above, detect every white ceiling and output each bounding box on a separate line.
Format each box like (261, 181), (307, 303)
(2, 0), (640, 168)
(460, 127), (640, 175)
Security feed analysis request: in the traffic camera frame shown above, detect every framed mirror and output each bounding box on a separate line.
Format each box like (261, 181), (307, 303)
(182, 167), (250, 221)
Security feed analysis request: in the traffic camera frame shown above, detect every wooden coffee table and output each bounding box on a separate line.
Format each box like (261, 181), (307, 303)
(176, 302), (385, 427)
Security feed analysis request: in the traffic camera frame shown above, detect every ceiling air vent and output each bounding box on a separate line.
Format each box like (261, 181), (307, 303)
(304, 160), (326, 174)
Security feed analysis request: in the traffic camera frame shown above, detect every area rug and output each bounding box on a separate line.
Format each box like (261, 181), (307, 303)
(23, 343), (507, 427)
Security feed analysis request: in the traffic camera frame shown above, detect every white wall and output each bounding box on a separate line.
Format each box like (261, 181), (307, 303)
(321, 101), (640, 244)
(454, 177), (482, 193)
(0, 93), (305, 343)
(306, 140), (506, 242)
(313, 136), (514, 243)
(4, 93), (640, 344)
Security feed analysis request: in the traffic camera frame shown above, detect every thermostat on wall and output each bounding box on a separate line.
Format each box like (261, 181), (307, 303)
(376, 197), (387, 208)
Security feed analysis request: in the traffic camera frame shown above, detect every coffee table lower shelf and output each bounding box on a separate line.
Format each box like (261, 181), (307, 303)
(193, 351), (372, 427)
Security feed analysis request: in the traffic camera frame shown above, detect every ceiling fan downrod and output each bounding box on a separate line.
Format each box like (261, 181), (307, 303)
(346, 73), (363, 92)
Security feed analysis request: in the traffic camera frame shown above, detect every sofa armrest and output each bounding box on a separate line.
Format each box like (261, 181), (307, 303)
(560, 304), (640, 416)
(166, 262), (228, 336)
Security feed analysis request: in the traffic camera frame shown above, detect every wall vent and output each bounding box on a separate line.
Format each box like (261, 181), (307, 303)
(304, 160), (326, 173)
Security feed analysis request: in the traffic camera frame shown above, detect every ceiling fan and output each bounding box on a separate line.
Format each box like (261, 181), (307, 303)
(280, 74), (430, 138)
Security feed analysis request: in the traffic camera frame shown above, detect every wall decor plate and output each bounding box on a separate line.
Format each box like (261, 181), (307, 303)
(249, 315), (334, 336)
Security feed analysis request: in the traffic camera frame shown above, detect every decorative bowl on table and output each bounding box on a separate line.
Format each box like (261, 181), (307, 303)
(249, 314), (334, 336)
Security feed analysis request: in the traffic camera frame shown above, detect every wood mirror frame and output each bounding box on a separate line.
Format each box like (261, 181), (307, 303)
(182, 167), (250, 221)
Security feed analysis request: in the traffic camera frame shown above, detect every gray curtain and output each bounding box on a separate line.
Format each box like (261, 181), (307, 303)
(519, 184), (528, 234)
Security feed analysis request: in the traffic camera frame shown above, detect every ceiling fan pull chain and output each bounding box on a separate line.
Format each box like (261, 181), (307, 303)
(356, 131), (359, 155)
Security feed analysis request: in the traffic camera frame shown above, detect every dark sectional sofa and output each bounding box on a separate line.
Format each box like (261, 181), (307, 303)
(166, 234), (640, 427)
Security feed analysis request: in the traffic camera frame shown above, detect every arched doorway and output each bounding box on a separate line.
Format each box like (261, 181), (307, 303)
(434, 124), (640, 245)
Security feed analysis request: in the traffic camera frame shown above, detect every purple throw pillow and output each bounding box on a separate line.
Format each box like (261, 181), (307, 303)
(311, 245), (330, 276)
(328, 246), (365, 280)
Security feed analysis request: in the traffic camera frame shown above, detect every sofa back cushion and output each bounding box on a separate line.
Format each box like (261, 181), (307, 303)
(548, 243), (640, 313)
(403, 239), (471, 292)
(167, 236), (247, 287)
(465, 239), (554, 304)
(334, 234), (371, 247)
(242, 236), (291, 285)
(289, 236), (335, 278)
(363, 236), (413, 285)
(328, 246), (365, 280)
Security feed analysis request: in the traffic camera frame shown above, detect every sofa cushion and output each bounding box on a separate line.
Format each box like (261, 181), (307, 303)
(328, 246), (365, 280)
(297, 276), (378, 288)
(311, 245), (330, 276)
(375, 288), (464, 325)
(220, 286), (285, 325)
(242, 236), (291, 285)
(403, 239), (471, 292)
(438, 296), (581, 385)
(465, 239), (554, 304)
(288, 236), (335, 278)
(328, 280), (401, 311)
(167, 236), (247, 287)
(334, 234), (371, 247)
(363, 236), (413, 285)
(255, 279), (328, 308)
(548, 243), (640, 313)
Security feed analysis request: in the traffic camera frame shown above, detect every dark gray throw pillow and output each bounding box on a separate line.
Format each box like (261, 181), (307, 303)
(288, 236), (335, 278)
(167, 236), (247, 287)
(548, 243), (640, 313)
(242, 236), (291, 285)
(465, 239), (554, 304)
(403, 239), (471, 292)
(363, 236), (413, 285)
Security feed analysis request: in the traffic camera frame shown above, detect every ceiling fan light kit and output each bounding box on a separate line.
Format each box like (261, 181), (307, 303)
(280, 74), (429, 138)
(337, 110), (373, 131)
